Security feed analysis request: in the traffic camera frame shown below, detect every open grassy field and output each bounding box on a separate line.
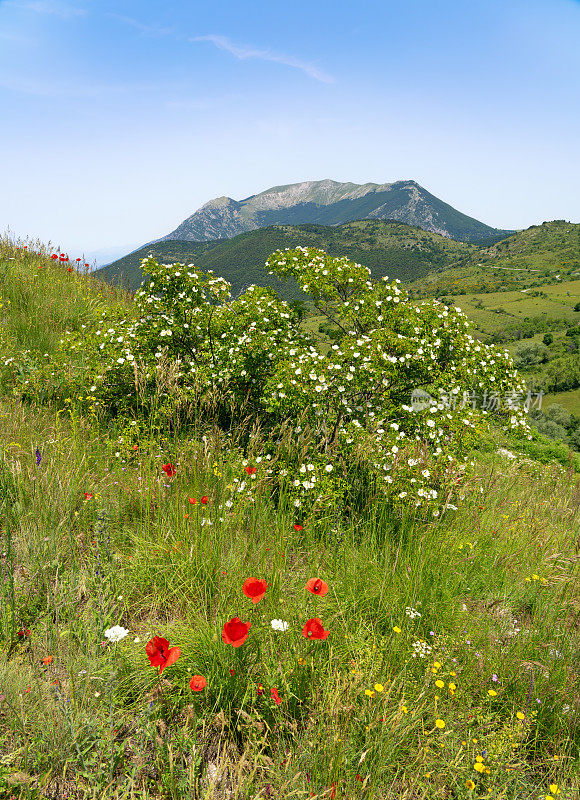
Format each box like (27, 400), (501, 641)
(1, 241), (579, 800)
(544, 389), (580, 416)
(447, 280), (580, 339)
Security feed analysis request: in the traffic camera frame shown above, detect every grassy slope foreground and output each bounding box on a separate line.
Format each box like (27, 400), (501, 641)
(0, 240), (579, 800)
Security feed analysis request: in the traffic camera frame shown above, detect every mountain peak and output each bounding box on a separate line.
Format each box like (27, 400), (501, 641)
(200, 195), (238, 209)
(158, 179), (513, 244)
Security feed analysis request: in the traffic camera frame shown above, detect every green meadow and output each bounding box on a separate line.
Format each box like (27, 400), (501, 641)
(0, 240), (579, 800)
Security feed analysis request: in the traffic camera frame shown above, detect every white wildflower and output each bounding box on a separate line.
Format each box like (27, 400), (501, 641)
(104, 626), (129, 643)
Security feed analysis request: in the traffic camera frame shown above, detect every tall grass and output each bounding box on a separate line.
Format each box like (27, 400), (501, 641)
(0, 239), (579, 799)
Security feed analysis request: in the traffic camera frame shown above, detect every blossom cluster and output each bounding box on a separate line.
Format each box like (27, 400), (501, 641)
(49, 247), (530, 518)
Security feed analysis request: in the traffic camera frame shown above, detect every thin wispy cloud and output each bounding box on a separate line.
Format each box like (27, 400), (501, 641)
(108, 13), (175, 38)
(193, 34), (334, 84)
(3, 0), (87, 18)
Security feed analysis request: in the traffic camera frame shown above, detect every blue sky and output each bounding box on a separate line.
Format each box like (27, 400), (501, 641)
(1, 0), (580, 260)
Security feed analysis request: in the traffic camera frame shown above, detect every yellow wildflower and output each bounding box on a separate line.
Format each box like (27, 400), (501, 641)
(435, 719), (445, 729)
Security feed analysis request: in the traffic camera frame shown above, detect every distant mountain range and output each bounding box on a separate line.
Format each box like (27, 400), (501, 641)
(95, 218), (580, 304)
(156, 179), (514, 244)
(96, 178), (516, 295)
(95, 219), (479, 299)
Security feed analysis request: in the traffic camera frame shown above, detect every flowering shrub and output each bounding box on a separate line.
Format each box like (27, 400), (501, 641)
(46, 248), (529, 518)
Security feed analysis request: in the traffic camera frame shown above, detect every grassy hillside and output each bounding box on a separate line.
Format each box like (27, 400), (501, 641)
(96, 220), (477, 298)
(1, 240), (579, 799)
(98, 221), (580, 310)
(448, 279), (580, 339)
(411, 220), (580, 298)
(485, 220), (580, 271)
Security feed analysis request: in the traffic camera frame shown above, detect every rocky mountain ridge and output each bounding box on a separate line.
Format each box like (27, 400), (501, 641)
(158, 179), (514, 244)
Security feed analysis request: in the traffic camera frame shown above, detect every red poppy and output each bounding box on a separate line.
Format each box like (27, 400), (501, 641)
(17, 629), (31, 639)
(257, 683), (265, 695)
(305, 578), (329, 597)
(189, 674), (207, 692)
(188, 497), (197, 504)
(84, 263), (89, 268)
(42, 655), (54, 665)
(67, 267), (73, 272)
(302, 618), (329, 640)
(162, 463), (176, 477)
(270, 687), (281, 705)
(242, 577), (268, 604)
(200, 495), (208, 505)
(51, 254), (58, 260)
(245, 466), (257, 475)
(132, 444), (138, 450)
(84, 492), (93, 500)
(294, 524), (303, 531)
(221, 617), (251, 647)
(76, 257), (81, 262)
(145, 636), (181, 673)
(228, 668), (235, 676)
